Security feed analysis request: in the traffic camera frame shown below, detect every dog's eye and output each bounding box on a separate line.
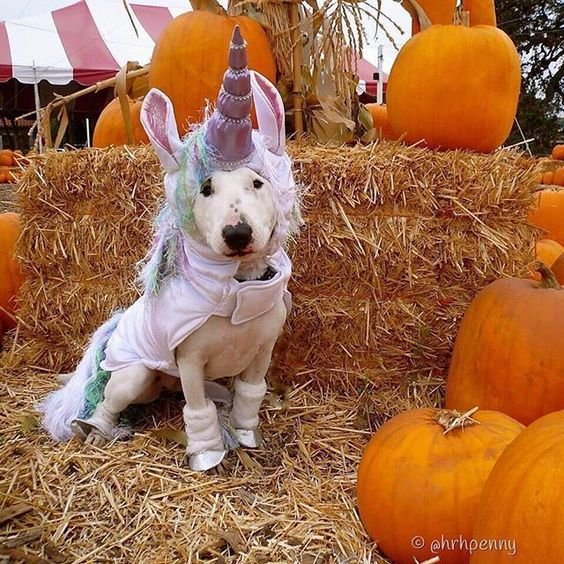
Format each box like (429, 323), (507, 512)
(253, 179), (264, 189)
(200, 178), (213, 197)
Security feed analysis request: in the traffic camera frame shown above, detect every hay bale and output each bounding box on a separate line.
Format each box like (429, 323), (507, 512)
(282, 143), (539, 386)
(5, 142), (539, 387)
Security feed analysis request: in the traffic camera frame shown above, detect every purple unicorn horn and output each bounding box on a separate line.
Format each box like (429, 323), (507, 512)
(205, 25), (254, 167)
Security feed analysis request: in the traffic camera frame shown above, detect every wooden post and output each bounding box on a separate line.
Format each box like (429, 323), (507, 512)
(115, 62), (136, 145)
(15, 67), (150, 123)
(290, 0), (304, 138)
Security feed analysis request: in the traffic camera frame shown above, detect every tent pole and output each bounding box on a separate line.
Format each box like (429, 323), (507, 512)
(86, 118), (91, 147)
(377, 45), (384, 105)
(33, 62), (43, 153)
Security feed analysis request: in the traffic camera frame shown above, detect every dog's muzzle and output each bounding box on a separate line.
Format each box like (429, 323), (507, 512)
(222, 221), (253, 252)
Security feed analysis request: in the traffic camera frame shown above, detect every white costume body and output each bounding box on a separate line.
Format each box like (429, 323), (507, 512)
(101, 239), (292, 378)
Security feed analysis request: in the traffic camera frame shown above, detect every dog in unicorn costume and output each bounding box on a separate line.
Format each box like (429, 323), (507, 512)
(39, 26), (300, 472)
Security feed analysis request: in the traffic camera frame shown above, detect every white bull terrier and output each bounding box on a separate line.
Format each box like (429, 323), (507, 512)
(39, 26), (300, 472)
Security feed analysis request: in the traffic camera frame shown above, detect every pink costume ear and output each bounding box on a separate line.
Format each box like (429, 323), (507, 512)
(250, 71), (286, 156)
(141, 88), (183, 173)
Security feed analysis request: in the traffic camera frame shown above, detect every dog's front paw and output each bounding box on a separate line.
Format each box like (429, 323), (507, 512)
(232, 427), (262, 449)
(185, 449), (227, 472)
(71, 418), (111, 446)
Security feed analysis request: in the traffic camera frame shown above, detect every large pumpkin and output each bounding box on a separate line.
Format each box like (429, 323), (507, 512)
(446, 265), (564, 425)
(462, 0), (496, 26)
(149, 12), (276, 136)
(92, 97), (149, 147)
(0, 212), (24, 335)
(357, 407), (523, 564)
(386, 24), (520, 152)
(365, 104), (397, 140)
(471, 410), (564, 562)
(528, 189), (564, 246)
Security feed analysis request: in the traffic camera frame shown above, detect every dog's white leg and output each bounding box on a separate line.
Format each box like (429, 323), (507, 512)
(176, 349), (226, 472)
(71, 365), (158, 447)
(230, 341), (275, 448)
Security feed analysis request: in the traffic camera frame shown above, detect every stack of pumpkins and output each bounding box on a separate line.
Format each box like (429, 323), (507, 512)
(538, 144), (564, 186)
(357, 2), (564, 562)
(531, 144), (564, 284)
(92, 10), (276, 147)
(358, 267), (564, 562)
(0, 149), (26, 184)
(366, 0), (519, 154)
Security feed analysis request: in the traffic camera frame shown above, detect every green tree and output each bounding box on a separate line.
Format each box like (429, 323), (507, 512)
(496, 0), (563, 155)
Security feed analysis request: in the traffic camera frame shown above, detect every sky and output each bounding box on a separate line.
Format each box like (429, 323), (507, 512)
(0, 0), (411, 73)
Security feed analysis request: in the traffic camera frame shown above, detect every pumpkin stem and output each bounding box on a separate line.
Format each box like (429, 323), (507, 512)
(536, 261), (562, 290)
(189, 0), (226, 15)
(453, 4), (470, 26)
(436, 406), (480, 435)
(402, 0), (433, 31)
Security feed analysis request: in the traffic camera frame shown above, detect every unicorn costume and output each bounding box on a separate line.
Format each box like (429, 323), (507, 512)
(100, 241), (292, 377)
(39, 27), (300, 470)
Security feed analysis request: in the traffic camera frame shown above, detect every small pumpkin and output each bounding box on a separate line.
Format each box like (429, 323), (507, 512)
(528, 189), (564, 246)
(92, 97), (149, 147)
(386, 22), (520, 152)
(0, 212), (25, 333)
(536, 238), (564, 267)
(471, 410), (564, 562)
(552, 144), (564, 160)
(554, 167), (564, 186)
(365, 104), (397, 140)
(541, 170), (554, 185)
(0, 149), (13, 167)
(357, 407), (523, 563)
(552, 253), (564, 284)
(446, 264), (564, 425)
(149, 11), (276, 136)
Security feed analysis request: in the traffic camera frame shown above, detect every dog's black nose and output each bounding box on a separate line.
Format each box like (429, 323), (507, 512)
(222, 222), (253, 251)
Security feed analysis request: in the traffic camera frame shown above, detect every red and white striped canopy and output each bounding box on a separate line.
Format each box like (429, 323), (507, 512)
(0, 0), (188, 85)
(0, 0), (382, 88)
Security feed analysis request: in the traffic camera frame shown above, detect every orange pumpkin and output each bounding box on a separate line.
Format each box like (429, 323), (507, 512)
(471, 410), (564, 563)
(0, 166), (15, 184)
(554, 167), (564, 186)
(528, 189), (564, 245)
(365, 103), (397, 140)
(541, 170), (554, 184)
(0, 149), (13, 167)
(552, 253), (564, 284)
(386, 24), (520, 153)
(357, 407), (523, 564)
(402, 0), (457, 34)
(149, 11), (276, 136)
(552, 144), (564, 160)
(462, 0), (497, 26)
(0, 212), (25, 332)
(92, 97), (149, 147)
(536, 238), (564, 267)
(446, 265), (564, 425)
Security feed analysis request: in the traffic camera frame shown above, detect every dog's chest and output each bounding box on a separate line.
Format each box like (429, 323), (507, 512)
(177, 299), (287, 378)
